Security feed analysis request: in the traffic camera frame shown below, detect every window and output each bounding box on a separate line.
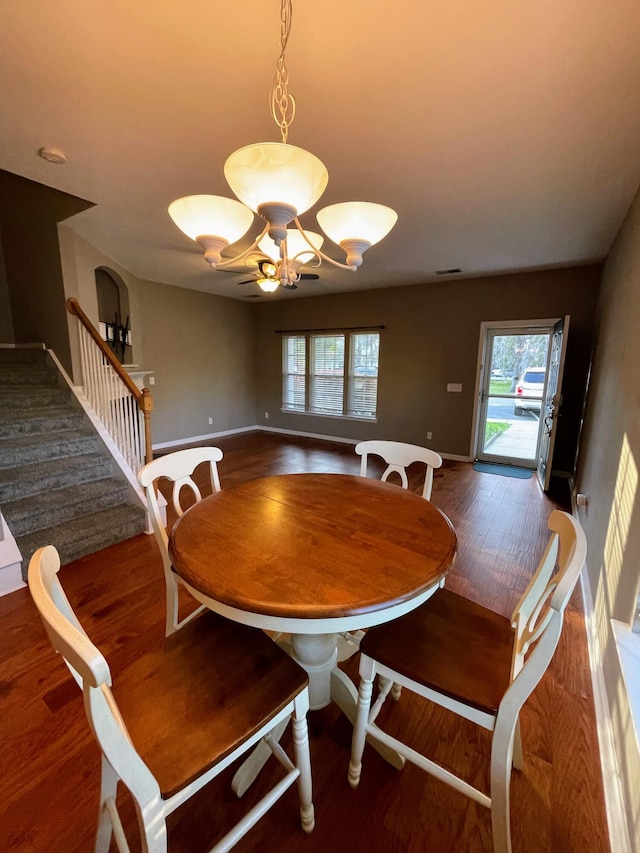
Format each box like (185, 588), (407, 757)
(282, 330), (380, 419)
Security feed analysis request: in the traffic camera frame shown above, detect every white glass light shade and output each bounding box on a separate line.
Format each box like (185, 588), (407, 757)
(168, 195), (254, 243)
(258, 229), (324, 264)
(224, 143), (328, 216)
(316, 201), (398, 246)
(257, 278), (280, 293)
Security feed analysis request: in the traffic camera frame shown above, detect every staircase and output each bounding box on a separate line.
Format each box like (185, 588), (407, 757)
(0, 347), (147, 577)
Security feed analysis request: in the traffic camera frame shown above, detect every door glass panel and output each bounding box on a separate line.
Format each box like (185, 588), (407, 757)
(479, 331), (551, 464)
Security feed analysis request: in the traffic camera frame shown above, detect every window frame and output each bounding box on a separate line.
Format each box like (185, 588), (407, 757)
(281, 329), (380, 421)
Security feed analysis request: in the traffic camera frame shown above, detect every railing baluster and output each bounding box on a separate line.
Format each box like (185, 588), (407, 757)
(67, 298), (154, 474)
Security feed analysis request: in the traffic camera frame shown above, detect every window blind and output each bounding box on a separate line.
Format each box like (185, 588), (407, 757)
(310, 335), (345, 414)
(282, 335), (306, 410)
(348, 332), (379, 417)
(281, 330), (379, 419)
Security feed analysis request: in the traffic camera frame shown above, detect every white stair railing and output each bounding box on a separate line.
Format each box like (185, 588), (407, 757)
(67, 298), (153, 473)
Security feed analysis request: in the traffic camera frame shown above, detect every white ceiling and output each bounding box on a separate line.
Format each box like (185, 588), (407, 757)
(2, 0), (640, 301)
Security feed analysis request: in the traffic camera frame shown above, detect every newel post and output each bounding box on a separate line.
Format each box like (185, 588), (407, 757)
(140, 387), (154, 465)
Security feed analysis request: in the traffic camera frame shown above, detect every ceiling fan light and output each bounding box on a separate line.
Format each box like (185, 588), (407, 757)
(258, 228), (324, 264)
(317, 201), (398, 247)
(257, 277), (280, 293)
(168, 195), (254, 244)
(224, 142), (328, 216)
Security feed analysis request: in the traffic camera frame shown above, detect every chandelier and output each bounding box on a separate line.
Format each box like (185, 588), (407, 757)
(168, 0), (397, 294)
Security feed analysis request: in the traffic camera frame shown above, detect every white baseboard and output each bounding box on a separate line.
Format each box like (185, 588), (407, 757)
(580, 565), (631, 853)
(153, 425), (259, 450)
(0, 513), (25, 596)
(154, 424), (474, 460)
(259, 425), (358, 444)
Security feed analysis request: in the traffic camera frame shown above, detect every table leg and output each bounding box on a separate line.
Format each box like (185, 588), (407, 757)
(231, 717), (290, 797)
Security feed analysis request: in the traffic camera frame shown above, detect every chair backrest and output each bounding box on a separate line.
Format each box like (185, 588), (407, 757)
(28, 546), (160, 805)
(355, 440), (443, 500)
(503, 510), (586, 715)
(137, 446), (223, 567)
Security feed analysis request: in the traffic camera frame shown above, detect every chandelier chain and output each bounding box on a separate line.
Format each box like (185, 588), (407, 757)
(270, 0), (296, 143)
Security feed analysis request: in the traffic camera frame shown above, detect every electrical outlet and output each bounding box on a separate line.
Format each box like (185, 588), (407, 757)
(208, 417), (213, 425)
(264, 411), (269, 419)
(427, 431), (433, 440)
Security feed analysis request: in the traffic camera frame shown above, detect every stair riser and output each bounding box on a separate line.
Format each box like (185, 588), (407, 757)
(0, 434), (101, 468)
(0, 388), (72, 411)
(18, 512), (147, 577)
(8, 487), (130, 538)
(0, 369), (59, 386)
(0, 458), (115, 503)
(0, 413), (85, 439)
(0, 349), (48, 366)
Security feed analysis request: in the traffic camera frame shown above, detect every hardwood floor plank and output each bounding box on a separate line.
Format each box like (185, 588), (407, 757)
(0, 432), (608, 852)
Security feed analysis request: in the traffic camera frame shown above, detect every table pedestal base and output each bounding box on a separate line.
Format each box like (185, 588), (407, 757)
(231, 630), (404, 796)
(290, 633), (338, 711)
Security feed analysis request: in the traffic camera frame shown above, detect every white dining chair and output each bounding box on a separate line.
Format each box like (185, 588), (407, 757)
(340, 440), (444, 662)
(138, 446), (223, 636)
(355, 440), (443, 500)
(28, 545), (315, 853)
(348, 510), (586, 853)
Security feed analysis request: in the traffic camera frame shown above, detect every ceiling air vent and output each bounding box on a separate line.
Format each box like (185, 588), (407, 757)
(435, 268), (462, 275)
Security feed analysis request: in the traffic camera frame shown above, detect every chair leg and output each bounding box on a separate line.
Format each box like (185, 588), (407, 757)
(165, 576), (180, 636)
(95, 757), (118, 853)
(490, 716), (516, 853)
(135, 797), (168, 853)
(292, 694), (315, 834)
(391, 682), (402, 701)
(512, 718), (523, 771)
(348, 657), (376, 789)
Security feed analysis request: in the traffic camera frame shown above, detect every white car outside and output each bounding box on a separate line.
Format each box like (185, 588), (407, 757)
(514, 367), (546, 415)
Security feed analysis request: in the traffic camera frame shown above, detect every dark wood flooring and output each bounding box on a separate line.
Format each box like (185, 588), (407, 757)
(0, 432), (609, 852)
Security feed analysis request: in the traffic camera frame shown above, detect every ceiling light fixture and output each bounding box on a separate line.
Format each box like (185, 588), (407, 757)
(38, 146), (68, 164)
(168, 0), (397, 294)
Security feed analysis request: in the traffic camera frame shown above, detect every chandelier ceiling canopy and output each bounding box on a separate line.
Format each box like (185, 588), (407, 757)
(168, 0), (397, 294)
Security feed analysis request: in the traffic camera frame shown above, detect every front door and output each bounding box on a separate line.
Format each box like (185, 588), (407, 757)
(475, 323), (557, 470)
(536, 316), (570, 490)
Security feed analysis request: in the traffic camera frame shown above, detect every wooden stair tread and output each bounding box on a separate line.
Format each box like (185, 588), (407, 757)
(361, 587), (514, 715)
(112, 611), (308, 799)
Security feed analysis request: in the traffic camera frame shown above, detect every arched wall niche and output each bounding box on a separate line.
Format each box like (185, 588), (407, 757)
(95, 266), (132, 364)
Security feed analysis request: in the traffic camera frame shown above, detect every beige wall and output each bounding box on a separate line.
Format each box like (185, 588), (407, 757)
(576, 187), (640, 845)
(254, 266), (600, 461)
(136, 279), (257, 446)
(58, 227), (146, 383)
(59, 226), (258, 446)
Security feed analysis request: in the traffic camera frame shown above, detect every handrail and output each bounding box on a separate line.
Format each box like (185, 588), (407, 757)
(66, 297), (153, 466)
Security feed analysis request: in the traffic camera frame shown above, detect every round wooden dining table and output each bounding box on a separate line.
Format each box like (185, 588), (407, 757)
(169, 472), (457, 712)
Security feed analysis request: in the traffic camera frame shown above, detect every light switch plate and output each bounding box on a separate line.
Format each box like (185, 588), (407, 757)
(447, 383), (462, 392)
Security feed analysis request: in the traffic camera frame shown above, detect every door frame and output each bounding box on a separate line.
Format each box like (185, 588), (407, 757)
(537, 315), (570, 489)
(470, 318), (561, 464)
